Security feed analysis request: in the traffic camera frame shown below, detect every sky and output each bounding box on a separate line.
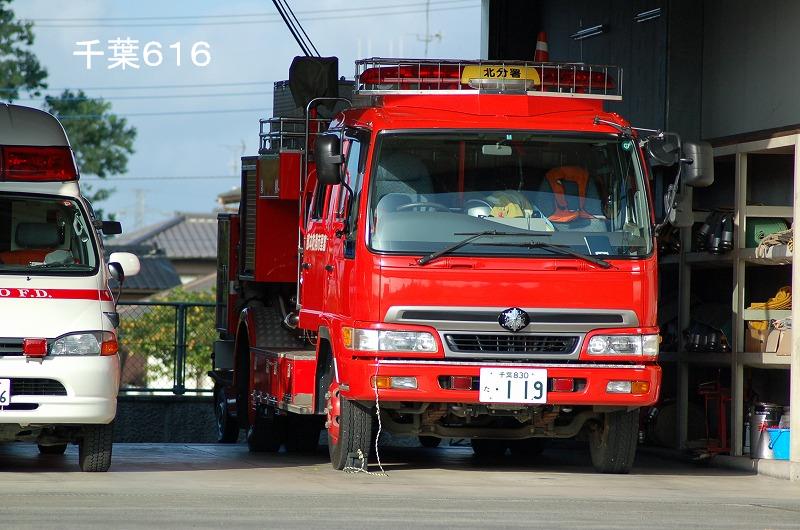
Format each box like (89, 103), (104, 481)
(11, 0), (482, 231)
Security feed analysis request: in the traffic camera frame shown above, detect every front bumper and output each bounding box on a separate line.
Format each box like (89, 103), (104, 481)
(0, 355), (120, 426)
(341, 359), (661, 407)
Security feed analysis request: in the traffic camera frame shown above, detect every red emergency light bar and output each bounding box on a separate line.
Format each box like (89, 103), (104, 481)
(0, 146), (79, 182)
(355, 59), (621, 98)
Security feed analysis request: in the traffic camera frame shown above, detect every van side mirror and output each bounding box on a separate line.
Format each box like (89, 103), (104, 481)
(681, 141), (714, 187)
(314, 135), (343, 185)
(101, 221), (122, 235)
(645, 133), (681, 166)
(108, 252), (141, 283)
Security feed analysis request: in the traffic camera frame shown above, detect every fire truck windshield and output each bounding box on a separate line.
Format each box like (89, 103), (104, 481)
(0, 194), (99, 274)
(367, 131), (653, 260)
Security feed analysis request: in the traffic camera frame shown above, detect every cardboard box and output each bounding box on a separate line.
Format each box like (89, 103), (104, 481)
(765, 327), (792, 356)
(745, 326), (768, 353)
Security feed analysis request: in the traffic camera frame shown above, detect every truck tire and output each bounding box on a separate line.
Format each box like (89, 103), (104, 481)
(78, 423), (113, 472)
(327, 382), (373, 470)
(471, 439), (507, 459)
(285, 414), (322, 453)
(214, 386), (239, 443)
(38, 443), (67, 455)
(589, 409), (639, 474)
(419, 436), (441, 448)
(247, 410), (286, 452)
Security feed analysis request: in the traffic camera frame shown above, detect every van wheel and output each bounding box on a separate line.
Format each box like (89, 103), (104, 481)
(38, 443), (67, 455)
(247, 409), (286, 452)
(589, 409), (639, 474)
(214, 386), (239, 443)
(327, 382), (373, 470)
(79, 423), (114, 472)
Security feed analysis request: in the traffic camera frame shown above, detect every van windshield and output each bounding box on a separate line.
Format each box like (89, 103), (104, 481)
(367, 132), (653, 259)
(0, 194), (98, 274)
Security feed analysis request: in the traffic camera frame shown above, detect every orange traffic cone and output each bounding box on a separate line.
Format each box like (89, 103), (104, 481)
(534, 31), (549, 62)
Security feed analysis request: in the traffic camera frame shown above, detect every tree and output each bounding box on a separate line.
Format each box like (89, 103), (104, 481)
(0, 0), (47, 101)
(44, 90), (137, 209)
(1, 2), (137, 214)
(118, 289), (216, 392)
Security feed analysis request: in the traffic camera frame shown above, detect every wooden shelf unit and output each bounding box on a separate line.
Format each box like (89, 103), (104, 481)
(667, 133), (797, 456)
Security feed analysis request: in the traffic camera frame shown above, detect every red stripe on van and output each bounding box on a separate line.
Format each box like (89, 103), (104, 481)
(0, 288), (113, 301)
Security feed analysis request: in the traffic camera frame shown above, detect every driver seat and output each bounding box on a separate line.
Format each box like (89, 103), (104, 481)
(0, 222), (60, 265)
(374, 153), (434, 214)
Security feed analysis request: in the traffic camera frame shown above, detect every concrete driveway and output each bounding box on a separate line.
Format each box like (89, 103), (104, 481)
(1, 442), (799, 529)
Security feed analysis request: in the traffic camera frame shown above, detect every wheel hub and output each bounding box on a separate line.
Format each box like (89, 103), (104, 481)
(326, 381), (341, 446)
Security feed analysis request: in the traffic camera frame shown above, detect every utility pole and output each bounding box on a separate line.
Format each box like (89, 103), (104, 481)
(415, 0), (442, 58)
(134, 189), (146, 229)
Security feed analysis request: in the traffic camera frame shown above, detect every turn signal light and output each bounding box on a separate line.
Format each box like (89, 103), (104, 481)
(371, 376), (418, 390)
(631, 381), (650, 394)
(101, 336), (119, 355)
(23, 338), (48, 357)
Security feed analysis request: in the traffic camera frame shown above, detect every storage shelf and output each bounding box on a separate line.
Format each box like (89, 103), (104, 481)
(744, 205), (793, 217)
(658, 351), (732, 365)
(738, 246), (792, 265)
(737, 351), (792, 368)
(742, 308), (792, 321)
(658, 252), (734, 267)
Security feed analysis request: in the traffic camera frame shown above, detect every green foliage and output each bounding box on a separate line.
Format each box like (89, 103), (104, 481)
(0, 0), (47, 101)
(119, 289), (216, 391)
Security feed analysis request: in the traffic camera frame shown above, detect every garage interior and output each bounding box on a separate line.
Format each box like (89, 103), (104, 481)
(482, 0), (799, 478)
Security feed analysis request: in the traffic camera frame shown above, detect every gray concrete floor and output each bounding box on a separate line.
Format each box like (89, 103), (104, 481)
(1, 442), (799, 529)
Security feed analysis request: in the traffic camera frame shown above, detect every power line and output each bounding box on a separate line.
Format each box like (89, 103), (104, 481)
(82, 175), (239, 181)
(0, 81), (273, 93)
(18, 90), (274, 102)
(33, 4), (478, 28)
(57, 107), (270, 120)
(28, 0), (473, 22)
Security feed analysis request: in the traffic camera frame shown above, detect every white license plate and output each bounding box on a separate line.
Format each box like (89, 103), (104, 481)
(479, 368), (547, 404)
(0, 379), (10, 408)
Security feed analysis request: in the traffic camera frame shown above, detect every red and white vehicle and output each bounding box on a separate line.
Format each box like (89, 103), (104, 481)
(0, 104), (140, 471)
(211, 58), (712, 473)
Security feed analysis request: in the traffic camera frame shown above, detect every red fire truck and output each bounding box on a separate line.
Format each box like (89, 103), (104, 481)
(211, 57), (712, 473)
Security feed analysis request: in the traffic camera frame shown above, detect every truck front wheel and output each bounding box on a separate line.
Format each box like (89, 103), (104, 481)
(589, 409), (639, 474)
(78, 423), (114, 472)
(326, 382), (373, 470)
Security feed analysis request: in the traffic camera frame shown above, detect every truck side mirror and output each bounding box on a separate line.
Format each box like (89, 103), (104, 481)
(108, 252), (141, 282)
(645, 133), (681, 166)
(681, 141), (714, 187)
(315, 135), (343, 185)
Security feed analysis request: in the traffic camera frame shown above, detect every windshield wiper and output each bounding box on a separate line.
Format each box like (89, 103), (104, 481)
(417, 230), (552, 266)
(476, 240), (613, 269)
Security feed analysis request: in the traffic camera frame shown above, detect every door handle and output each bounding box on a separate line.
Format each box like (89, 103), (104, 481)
(324, 264), (334, 272)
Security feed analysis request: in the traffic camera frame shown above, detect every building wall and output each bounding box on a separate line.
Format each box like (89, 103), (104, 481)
(702, 0), (800, 138)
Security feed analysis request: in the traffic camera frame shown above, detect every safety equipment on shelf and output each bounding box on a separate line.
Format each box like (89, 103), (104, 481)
(755, 226), (793, 258)
(745, 217), (789, 248)
(694, 210), (734, 254)
(657, 225), (681, 256)
(747, 286), (792, 332)
(684, 322), (731, 352)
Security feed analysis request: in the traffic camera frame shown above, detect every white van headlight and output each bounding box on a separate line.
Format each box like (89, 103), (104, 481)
(50, 331), (117, 356)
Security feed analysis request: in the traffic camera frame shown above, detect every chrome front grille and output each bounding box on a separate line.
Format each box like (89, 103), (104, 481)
(445, 334), (579, 355)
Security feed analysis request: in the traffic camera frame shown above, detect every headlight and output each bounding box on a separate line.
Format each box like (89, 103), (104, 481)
(50, 331), (118, 356)
(342, 328), (437, 353)
(587, 334), (659, 356)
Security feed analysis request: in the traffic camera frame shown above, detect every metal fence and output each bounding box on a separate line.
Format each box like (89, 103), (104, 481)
(117, 301), (217, 396)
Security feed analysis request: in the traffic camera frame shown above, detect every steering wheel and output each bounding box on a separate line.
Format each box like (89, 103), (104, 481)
(396, 202), (451, 212)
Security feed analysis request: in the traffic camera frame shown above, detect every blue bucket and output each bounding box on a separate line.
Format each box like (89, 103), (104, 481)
(767, 428), (791, 460)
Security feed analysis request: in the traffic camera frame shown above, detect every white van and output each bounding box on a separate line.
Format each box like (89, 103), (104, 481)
(0, 104), (139, 472)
